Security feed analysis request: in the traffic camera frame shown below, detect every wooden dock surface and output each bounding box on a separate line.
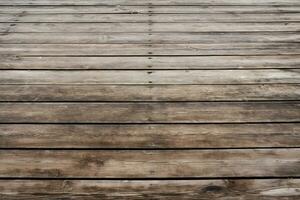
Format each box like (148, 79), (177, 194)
(0, 0), (300, 199)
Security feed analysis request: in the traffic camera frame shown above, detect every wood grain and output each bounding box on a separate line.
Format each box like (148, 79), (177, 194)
(1, 70), (299, 84)
(0, 102), (299, 123)
(1, 56), (299, 69)
(2, 13), (300, 23)
(2, 22), (299, 32)
(1, 32), (299, 44)
(0, 179), (300, 200)
(1, 5), (299, 14)
(1, 84), (299, 101)
(0, 0), (299, 6)
(2, 43), (299, 56)
(0, 123), (299, 148)
(0, 149), (299, 178)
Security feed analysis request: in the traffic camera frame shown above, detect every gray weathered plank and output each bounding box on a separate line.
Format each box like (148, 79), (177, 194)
(1, 84), (299, 101)
(1, 70), (299, 84)
(1, 22), (299, 32)
(1, 5), (299, 14)
(1, 56), (299, 69)
(2, 13), (300, 23)
(1, 32), (299, 44)
(1, 44), (299, 56)
(0, 179), (300, 200)
(0, 0), (299, 6)
(0, 123), (299, 148)
(0, 102), (299, 123)
(0, 149), (299, 178)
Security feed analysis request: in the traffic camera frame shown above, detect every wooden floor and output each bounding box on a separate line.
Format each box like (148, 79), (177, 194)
(0, 0), (300, 199)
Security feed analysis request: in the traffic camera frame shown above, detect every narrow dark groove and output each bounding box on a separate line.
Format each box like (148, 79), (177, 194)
(1, 68), (300, 70)
(0, 122), (299, 125)
(2, 21), (300, 23)
(0, 177), (298, 180)
(0, 147), (300, 151)
(0, 100), (300, 103)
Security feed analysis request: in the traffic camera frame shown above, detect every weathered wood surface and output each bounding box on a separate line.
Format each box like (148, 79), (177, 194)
(1, 0), (300, 199)
(2, 23), (300, 33)
(1, 56), (299, 69)
(1, 179), (300, 200)
(0, 102), (299, 123)
(1, 43), (299, 56)
(1, 124), (299, 148)
(1, 0), (299, 6)
(1, 32), (299, 44)
(2, 13), (300, 23)
(1, 70), (299, 84)
(1, 84), (299, 101)
(0, 149), (299, 178)
(1, 5), (300, 14)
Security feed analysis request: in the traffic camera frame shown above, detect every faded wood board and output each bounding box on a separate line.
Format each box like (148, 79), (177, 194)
(0, 124), (299, 148)
(1, 56), (299, 69)
(1, 43), (299, 56)
(1, 5), (300, 14)
(1, 55), (300, 69)
(1, 70), (299, 84)
(2, 22), (300, 32)
(0, 149), (299, 178)
(0, 179), (300, 200)
(2, 13), (300, 23)
(0, 102), (299, 123)
(1, 32), (300, 44)
(0, 0), (299, 6)
(1, 84), (299, 101)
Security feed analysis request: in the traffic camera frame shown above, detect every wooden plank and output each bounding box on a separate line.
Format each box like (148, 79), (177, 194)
(1, 179), (300, 200)
(1, 43), (299, 56)
(1, 70), (299, 84)
(1, 84), (299, 102)
(0, 0), (299, 6)
(1, 22), (299, 32)
(1, 5), (300, 14)
(1, 56), (299, 69)
(2, 13), (300, 23)
(0, 102), (299, 123)
(1, 123), (299, 148)
(1, 32), (299, 44)
(0, 149), (299, 178)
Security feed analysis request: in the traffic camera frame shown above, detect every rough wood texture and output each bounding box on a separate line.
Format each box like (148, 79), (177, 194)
(0, 124), (299, 148)
(1, 32), (299, 44)
(1, 84), (299, 101)
(2, 13), (300, 23)
(2, 22), (299, 32)
(1, 43), (299, 56)
(1, 5), (299, 14)
(0, 102), (299, 123)
(1, 56), (299, 69)
(0, 149), (300, 178)
(0, 179), (300, 200)
(1, 0), (300, 199)
(1, 70), (299, 84)
(1, 0), (299, 6)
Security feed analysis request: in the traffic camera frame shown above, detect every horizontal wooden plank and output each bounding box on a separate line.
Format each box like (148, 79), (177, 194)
(1, 56), (299, 69)
(0, 102), (299, 123)
(0, 149), (299, 178)
(1, 43), (299, 56)
(1, 123), (299, 148)
(1, 32), (299, 44)
(1, 5), (300, 14)
(2, 22), (299, 32)
(1, 0), (299, 6)
(2, 13), (300, 23)
(1, 70), (299, 84)
(1, 179), (300, 200)
(1, 84), (299, 102)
